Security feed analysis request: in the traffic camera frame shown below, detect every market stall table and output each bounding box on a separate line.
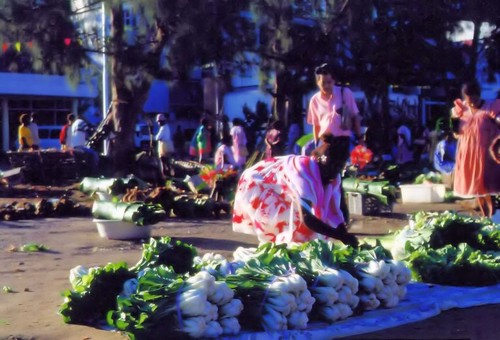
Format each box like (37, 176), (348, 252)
(7, 150), (88, 184)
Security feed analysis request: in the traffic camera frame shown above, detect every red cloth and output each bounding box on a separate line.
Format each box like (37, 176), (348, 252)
(59, 124), (70, 145)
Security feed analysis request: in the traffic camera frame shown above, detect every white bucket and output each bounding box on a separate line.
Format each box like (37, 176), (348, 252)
(93, 219), (152, 240)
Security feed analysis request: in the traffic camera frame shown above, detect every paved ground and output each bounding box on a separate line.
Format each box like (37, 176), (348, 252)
(0, 182), (499, 339)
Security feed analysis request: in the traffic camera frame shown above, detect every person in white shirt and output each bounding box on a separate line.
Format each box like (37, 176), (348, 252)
(71, 115), (89, 148)
(69, 113), (99, 176)
(29, 113), (40, 150)
(155, 113), (174, 179)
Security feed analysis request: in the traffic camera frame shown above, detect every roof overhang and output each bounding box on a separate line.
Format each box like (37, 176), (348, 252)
(0, 73), (97, 98)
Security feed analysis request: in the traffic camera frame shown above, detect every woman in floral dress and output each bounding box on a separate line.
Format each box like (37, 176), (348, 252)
(232, 133), (358, 246)
(451, 80), (500, 218)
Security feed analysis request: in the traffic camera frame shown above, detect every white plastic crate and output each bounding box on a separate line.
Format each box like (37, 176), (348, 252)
(347, 192), (393, 216)
(347, 192), (366, 215)
(399, 184), (446, 203)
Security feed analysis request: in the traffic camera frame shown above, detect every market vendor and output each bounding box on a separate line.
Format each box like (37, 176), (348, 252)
(18, 113), (33, 151)
(232, 132), (358, 246)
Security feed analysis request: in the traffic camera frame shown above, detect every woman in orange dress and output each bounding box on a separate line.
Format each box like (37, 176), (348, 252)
(451, 80), (500, 218)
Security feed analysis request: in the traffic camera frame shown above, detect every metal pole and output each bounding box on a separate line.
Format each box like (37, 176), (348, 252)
(102, 1), (109, 155)
(2, 98), (8, 151)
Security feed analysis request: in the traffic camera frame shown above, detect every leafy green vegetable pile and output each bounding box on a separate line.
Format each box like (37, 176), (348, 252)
(391, 211), (500, 286)
(60, 238), (412, 338)
(414, 171), (442, 184)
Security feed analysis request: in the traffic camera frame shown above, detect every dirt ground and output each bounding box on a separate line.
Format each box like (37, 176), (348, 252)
(0, 184), (499, 340)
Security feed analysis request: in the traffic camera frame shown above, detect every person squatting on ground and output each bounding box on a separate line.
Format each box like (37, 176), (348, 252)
(306, 63), (364, 222)
(232, 132), (359, 247)
(155, 113), (174, 179)
(394, 124), (414, 165)
(433, 129), (457, 176)
(451, 80), (500, 218)
(18, 113), (33, 151)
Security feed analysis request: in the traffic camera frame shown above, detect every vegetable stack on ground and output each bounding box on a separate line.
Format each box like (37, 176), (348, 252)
(287, 241), (359, 322)
(226, 243), (315, 331)
(391, 211), (500, 286)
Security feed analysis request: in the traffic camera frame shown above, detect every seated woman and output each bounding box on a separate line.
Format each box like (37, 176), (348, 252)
(433, 130), (457, 176)
(214, 134), (238, 171)
(232, 132), (358, 246)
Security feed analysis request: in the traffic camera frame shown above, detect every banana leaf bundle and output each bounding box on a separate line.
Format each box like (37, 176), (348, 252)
(92, 201), (166, 226)
(342, 178), (396, 206)
(80, 175), (148, 196)
(172, 194), (215, 218)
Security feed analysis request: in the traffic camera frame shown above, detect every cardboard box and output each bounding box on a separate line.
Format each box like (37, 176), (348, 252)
(399, 184), (446, 203)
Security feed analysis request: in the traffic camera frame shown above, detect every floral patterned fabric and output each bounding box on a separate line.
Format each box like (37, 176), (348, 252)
(232, 155), (344, 244)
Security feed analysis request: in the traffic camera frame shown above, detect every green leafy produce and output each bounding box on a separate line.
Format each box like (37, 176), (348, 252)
(60, 262), (135, 325)
(106, 266), (184, 340)
(2, 286), (14, 293)
(414, 171), (442, 184)
(408, 244), (500, 286)
(396, 211), (500, 257)
(18, 243), (49, 252)
(131, 236), (197, 275)
(392, 211), (500, 286)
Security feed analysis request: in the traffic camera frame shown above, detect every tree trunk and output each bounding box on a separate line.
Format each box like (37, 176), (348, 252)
(109, 5), (149, 176)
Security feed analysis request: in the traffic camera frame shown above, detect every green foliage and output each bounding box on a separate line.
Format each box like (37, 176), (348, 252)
(18, 243), (49, 252)
(395, 211), (500, 286)
(408, 244), (500, 286)
(0, 0), (90, 79)
(60, 262), (135, 325)
(131, 236), (197, 275)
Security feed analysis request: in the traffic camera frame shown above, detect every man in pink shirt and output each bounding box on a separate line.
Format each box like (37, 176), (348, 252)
(307, 63), (363, 147)
(307, 63), (364, 221)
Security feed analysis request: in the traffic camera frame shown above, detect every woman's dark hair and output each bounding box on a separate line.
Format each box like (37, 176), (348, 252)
(201, 117), (212, 127)
(221, 134), (232, 146)
(315, 63), (333, 76)
(232, 118), (244, 126)
(269, 119), (284, 131)
(311, 133), (346, 181)
(462, 79), (481, 97)
(19, 113), (30, 124)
